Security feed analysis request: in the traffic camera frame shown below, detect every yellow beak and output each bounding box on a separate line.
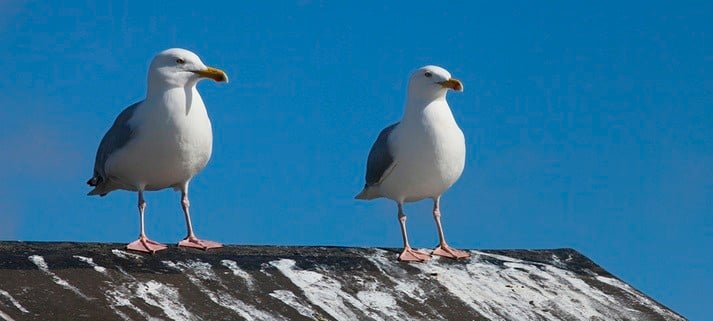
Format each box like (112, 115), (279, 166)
(440, 78), (463, 92)
(192, 67), (229, 83)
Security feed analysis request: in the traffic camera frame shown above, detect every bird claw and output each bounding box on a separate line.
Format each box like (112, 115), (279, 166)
(178, 237), (223, 250)
(432, 244), (471, 260)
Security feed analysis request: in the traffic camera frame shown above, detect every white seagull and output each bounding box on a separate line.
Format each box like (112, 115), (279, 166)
(356, 65), (470, 262)
(87, 48), (228, 253)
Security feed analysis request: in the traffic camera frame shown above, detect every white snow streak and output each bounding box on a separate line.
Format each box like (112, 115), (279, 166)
(27, 255), (91, 300)
(269, 290), (317, 319)
(105, 286), (153, 320)
(595, 276), (683, 320)
(163, 260), (283, 321)
(356, 290), (398, 318)
(0, 290), (28, 313)
(402, 250), (656, 321)
(367, 251), (430, 304)
(0, 309), (16, 321)
(111, 249), (144, 260)
(220, 259), (255, 289)
(133, 280), (194, 321)
(103, 264), (189, 321)
(73, 255), (108, 274)
(270, 259), (414, 321)
(270, 259), (362, 321)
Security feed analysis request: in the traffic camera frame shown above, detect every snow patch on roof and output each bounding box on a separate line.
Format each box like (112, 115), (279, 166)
(111, 249), (144, 261)
(270, 258), (413, 321)
(27, 255), (92, 300)
(73, 255), (107, 274)
(220, 259), (255, 289)
(163, 260), (284, 321)
(0, 289), (28, 313)
(269, 290), (317, 319)
(409, 251), (650, 320)
(133, 280), (194, 321)
(0, 308), (17, 321)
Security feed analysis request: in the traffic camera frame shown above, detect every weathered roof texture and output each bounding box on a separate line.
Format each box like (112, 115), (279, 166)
(0, 242), (686, 321)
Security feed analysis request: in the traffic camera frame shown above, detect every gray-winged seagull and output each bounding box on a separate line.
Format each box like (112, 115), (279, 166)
(87, 48), (228, 253)
(356, 65), (471, 262)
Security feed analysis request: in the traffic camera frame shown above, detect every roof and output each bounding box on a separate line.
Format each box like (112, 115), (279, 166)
(0, 242), (686, 321)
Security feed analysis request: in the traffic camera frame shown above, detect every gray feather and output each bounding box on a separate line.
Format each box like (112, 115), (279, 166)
(86, 101), (141, 196)
(355, 123), (398, 200)
(365, 122), (398, 186)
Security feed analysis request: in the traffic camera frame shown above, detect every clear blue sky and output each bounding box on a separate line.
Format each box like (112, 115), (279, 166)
(0, 1), (709, 319)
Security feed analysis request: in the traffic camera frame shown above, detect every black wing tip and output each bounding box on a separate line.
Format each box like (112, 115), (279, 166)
(86, 176), (109, 196)
(86, 177), (99, 187)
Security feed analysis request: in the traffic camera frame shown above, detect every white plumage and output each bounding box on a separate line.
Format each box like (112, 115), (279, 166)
(106, 81), (214, 192)
(378, 93), (466, 202)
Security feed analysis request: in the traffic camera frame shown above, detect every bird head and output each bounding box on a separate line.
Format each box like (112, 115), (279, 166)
(147, 48), (228, 90)
(407, 65), (463, 100)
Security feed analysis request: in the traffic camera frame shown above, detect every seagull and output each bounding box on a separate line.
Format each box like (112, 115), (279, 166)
(356, 65), (471, 262)
(87, 48), (228, 253)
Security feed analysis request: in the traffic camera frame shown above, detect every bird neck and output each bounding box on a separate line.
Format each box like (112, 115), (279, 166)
(147, 76), (198, 94)
(406, 82), (448, 102)
(145, 85), (202, 115)
(402, 94), (447, 120)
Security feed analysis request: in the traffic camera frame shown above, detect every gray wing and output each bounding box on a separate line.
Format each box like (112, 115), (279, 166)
(86, 101), (141, 195)
(364, 122), (399, 186)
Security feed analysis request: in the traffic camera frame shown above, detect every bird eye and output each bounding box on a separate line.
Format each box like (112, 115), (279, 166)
(176, 58), (185, 64)
(425, 71), (432, 78)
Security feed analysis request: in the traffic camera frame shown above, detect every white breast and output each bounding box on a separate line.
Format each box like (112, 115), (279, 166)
(379, 100), (466, 202)
(106, 87), (213, 191)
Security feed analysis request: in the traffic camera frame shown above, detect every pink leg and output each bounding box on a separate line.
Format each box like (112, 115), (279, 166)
(431, 197), (471, 260)
(397, 203), (431, 262)
(177, 187), (222, 250)
(127, 191), (167, 253)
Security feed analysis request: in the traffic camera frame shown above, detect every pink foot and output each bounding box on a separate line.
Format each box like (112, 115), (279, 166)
(398, 247), (431, 262)
(126, 237), (168, 254)
(432, 244), (471, 260)
(178, 236), (223, 250)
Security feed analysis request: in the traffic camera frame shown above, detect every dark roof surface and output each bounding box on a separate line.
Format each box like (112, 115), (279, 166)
(0, 242), (686, 321)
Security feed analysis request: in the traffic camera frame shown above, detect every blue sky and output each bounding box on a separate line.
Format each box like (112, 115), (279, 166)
(0, 1), (709, 319)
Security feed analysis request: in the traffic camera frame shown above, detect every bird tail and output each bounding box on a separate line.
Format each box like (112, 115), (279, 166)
(86, 176), (109, 197)
(354, 185), (380, 200)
